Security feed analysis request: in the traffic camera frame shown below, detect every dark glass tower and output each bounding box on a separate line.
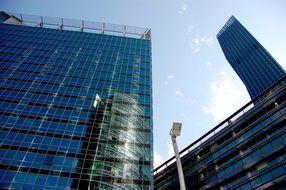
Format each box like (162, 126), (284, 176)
(0, 12), (153, 189)
(217, 16), (286, 99)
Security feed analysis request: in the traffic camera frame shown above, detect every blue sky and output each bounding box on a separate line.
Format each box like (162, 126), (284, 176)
(1, 0), (286, 168)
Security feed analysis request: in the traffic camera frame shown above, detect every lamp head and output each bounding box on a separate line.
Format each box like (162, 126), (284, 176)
(170, 122), (182, 137)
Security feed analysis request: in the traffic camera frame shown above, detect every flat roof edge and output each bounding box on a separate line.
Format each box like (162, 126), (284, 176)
(2, 11), (151, 40)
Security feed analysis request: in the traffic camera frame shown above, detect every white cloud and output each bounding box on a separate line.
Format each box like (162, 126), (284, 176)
(174, 90), (196, 105)
(206, 61), (212, 70)
(174, 89), (184, 97)
(179, 2), (188, 14)
(180, 113), (190, 121)
(200, 35), (213, 45)
(167, 74), (175, 80)
(193, 47), (200, 53)
(154, 150), (164, 168)
(193, 35), (200, 45)
(189, 34), (214, 53)
(187, 25), (193, 33)
(186, 24), (213, 53)
(203, 67), (249, 122)
(186, 97), (197, 104)
(164, 74), (175, 86)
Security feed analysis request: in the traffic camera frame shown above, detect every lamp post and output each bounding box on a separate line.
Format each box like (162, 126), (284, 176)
(170, 122), (186, 190)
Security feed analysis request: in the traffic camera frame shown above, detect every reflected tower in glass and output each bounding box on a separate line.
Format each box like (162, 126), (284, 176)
(0, 11), (153, 189)
(217, 16), (285, 99)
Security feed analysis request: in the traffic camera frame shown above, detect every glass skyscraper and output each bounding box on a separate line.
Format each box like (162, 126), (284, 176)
(0, 11), (153, 190)
(217, 16), (285, 99)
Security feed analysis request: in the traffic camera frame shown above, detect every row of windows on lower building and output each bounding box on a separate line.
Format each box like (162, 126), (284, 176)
(177, 102), (285, 178)
(177, 120), (286, 188)
(222, 155), (286, 189)
(156, 123), (286, 189)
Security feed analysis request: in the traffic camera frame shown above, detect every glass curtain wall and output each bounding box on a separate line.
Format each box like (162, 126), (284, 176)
(0, 20), (152, 190)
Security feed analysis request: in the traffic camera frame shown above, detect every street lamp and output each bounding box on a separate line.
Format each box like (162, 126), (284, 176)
(170, 122), (186, 190)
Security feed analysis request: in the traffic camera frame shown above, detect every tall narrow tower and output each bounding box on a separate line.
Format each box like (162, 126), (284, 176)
(217, 16), (285, 99)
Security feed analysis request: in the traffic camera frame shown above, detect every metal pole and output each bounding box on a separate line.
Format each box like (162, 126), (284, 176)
(171, 135), (186, 190)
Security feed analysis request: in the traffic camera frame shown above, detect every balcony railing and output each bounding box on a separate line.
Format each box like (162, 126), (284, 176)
(2, 11), (151, 40)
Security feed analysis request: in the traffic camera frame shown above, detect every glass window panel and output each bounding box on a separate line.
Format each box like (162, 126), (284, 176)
(271, 166), (285, 178)
(261, 172), (273, 183)
(261, 143), (272, 154)
(251, 177), (262, 188)
(240, 182), (251, 190)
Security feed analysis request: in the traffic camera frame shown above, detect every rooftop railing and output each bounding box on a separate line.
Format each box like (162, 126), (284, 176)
(3, 11), (151, 40)
(154, 75), (286, 175)
(217, 15), (237, 37)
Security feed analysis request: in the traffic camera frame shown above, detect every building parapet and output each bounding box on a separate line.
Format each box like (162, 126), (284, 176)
(1, 11), (151, 40)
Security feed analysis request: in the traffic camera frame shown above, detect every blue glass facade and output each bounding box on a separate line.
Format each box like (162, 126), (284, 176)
(217, 16), (286, 99)
(0, 13), (152, 189)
